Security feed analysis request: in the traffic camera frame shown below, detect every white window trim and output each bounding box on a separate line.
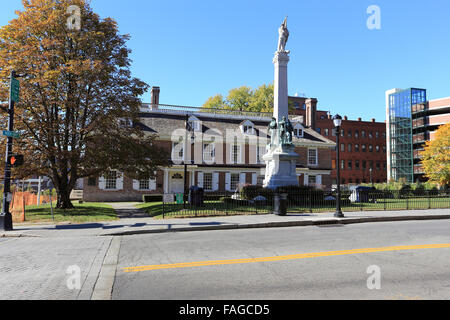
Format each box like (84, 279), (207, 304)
(133, 178), (157, 191)
(99, 171), (123, 191)
(172, 141), (185, 162)
(230, 144), (242, 164)
(308, 148), (319, 166)
(203, 143), (216, 164)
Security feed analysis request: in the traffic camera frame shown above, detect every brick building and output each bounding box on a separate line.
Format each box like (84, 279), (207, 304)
(82, 88), (336, 202)
(289, 96), (388, 186)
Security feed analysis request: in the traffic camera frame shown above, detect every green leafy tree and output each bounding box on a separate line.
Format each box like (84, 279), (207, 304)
(0, 0), (169, 208)
(202, 94), (224, 110)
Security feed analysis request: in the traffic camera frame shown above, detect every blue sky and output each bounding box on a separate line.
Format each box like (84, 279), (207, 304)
(1, 0), (449, 122)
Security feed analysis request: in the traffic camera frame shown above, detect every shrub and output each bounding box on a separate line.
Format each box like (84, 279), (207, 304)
(143, 194), (163, 203)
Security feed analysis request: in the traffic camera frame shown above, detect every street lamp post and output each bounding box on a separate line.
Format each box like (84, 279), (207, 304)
(184, 114), (195, 208)
(333, 114), (344, 218)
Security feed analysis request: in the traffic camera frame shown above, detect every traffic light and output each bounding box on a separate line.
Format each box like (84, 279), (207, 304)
(7, 154), (24, 167)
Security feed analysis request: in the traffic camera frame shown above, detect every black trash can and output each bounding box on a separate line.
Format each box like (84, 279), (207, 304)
(189, 186), (205, 207)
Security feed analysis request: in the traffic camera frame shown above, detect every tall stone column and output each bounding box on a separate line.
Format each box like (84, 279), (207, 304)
(273, 52), (290, 123)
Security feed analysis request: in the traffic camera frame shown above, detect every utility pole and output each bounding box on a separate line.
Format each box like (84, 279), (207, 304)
(1, 71), (19, 231)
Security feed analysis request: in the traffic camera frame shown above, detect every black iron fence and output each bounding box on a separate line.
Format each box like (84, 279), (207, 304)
(159, 189), (450, 218)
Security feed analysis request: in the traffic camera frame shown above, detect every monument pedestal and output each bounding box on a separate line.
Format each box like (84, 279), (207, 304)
(263, 145), (299, 189)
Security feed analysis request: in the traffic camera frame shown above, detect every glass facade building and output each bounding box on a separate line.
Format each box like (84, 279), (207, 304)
(388, 88), (427, 183)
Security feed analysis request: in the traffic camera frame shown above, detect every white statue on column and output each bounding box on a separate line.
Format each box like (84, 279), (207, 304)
(277, 17), (290, 53)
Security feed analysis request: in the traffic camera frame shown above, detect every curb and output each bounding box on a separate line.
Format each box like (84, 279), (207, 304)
(100, 214), (450, 237)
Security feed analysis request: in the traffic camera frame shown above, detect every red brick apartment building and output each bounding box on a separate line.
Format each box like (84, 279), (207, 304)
(289, 97), (388, 186)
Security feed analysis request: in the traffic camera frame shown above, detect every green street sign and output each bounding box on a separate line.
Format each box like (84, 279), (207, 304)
(3, 130), (20, 139)
(10, 77), (20, 103)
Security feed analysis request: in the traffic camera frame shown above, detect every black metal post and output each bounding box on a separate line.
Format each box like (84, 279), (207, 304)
(1, 71), (16, 231)
(183, 114), (189, 209)
(335, 126), (344, 218)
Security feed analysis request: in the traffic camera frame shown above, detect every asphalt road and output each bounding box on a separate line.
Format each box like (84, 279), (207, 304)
(112, 220), (450, 300)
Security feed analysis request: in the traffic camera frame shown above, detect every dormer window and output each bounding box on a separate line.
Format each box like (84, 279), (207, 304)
(188, 115), (201, 132)
(293, 123), (304, 138)
(240, 120), (255, 135)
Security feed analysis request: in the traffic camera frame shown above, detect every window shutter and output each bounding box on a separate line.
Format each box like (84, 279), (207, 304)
(132, 179), (139, 190)
(150, 179), (157, 191)
(304, 174), (309, 186)
(212, 173), (219, 191)
(116, 172), (124, 190)
(317, 175), (322, 188)
(225, 173), (231, 191)
(99, 176), (106, 190)
(198, 172), (204, 188)
(239, 173), (246, 185)
(252, 173), (257, 185)
(239, 145), (243, 164)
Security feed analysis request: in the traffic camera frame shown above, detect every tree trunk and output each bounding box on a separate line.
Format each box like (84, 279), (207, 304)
(56, 187), (74, 209)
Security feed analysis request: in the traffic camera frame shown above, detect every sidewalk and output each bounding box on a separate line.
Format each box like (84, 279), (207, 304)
(3, 206), (450, 238)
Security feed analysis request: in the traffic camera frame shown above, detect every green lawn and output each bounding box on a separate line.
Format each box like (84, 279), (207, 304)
(137, 196), (450, 219)
(20, 202), (119, 224)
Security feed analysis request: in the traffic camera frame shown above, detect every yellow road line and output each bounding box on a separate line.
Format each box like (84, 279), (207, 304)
(122, 243), (450, 273)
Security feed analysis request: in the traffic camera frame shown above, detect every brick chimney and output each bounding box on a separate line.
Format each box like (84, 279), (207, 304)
(151, 86), (160, 110)
(305, 98), (318, 130)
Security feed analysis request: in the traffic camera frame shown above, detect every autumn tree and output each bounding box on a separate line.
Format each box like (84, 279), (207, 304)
(420, 123), (450, 186)
(0, 0), (169, 208)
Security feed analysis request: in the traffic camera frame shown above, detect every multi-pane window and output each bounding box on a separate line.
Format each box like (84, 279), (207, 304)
(362, 130), (366, 138)
(369, 145), (373, 152)
(376, 162), (381, 171)
(324, 128), (329, 136)
(105, 171), (117, 190)
(88, 177), (97, 186)
(203, 173), (213, 191)
(341, 129), (345, 137)
(203, 143), (215, 164)
(257, 146), (266, 164)
(362, 144), (367, 152)
(355, 130), (359, 138)
(348, 130), (352, 138)
(355, 160), (360, 169)
(231, 144), (240, 164)
(172, 142), (184, 161)
(341, 144), (345, 152)
(348, 161), (352, 170)
(341, 160), (345, 170)
(308, 175), (317, 186)
(189, 120), (201, 132)
(348, 144), (352, 152)
(294, 128), (303, 138)
(376, 131), (380, 139)
(383, 146), (386, 153)
(355, 144), (359, 152)
(363, 160), (367, 170)
(376, 145), (380, 152)
(308, 148), (318, 166)
(139, 179), (156, 191)
(369, 131), (373, 139)
(230, 173), (240, 191)
(243, 125), (254, 135)
(316, 128), (321, 134)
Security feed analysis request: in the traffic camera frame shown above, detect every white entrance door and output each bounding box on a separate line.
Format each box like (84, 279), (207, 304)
(170, 172), (185, 193)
